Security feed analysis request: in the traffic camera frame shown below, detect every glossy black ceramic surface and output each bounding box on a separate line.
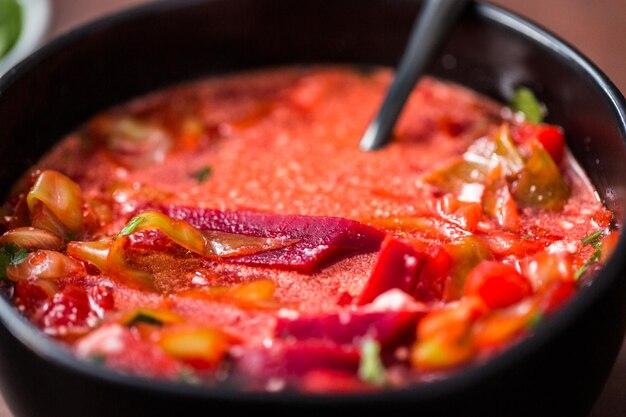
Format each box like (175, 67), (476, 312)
(0, 1), (625, 416)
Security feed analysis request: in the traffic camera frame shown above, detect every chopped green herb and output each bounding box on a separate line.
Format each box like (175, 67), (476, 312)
(574, 263), (589, 280)
(0, 243), (28, 279)
(192, 166), (213, 183)
(510, 87), (544, 124)
(575, 229), (605, 280)
(358, 338), (387, 386)
(115, 215), (144, 239)
(522, 234), (531, 240)
(0, 0), (22, 59)
(125, 312), (165, 327)
(581, 229), (603, 246)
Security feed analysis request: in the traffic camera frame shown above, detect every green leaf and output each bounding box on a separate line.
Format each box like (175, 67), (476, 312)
(192, 166), (213, 183)
(115, 215), (144, 239)
(358, 338), (387, 386)
(510, 87), (544, 124)
(0, 243), (29, 279)
(0, 0), (22, 59)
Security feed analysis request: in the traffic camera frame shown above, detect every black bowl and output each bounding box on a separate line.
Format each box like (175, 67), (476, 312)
(0, 1), (625, 416)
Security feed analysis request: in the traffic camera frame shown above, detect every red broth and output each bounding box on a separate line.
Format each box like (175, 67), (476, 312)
(0, 66), (616, 392)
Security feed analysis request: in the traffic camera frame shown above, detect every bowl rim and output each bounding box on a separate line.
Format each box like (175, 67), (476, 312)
(0, 0), (625, 405)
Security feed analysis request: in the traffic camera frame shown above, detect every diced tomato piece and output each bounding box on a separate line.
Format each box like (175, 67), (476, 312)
(464, 261), (533, 309)
(479, 232), (544, 258)
(417, 297), (486, 343)
(336, 291), (354, 306)
(357, 236), (427, 305)
(412, 298), (486, 370)
(473, 304), (532, 351)
(89, 283), (115, 311)
(537, 280), (576, 315)
(75, 323), (182, 379)
(535, 126), (565, 164)
(520, 252), (574, 289)
(413, 245), (452, 302)
(513, 124), (565, 164)
(13, 280), (54, 319)
(411, 337), (474, 371)
(40, 285), (100, 336)
(300, 369), (375, 393)
(436, 195), (482, 231)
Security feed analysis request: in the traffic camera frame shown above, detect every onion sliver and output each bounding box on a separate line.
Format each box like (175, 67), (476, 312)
(0, 227), (64, 251)
(26, 170), (84, 236)
(6, 250), (85, 282)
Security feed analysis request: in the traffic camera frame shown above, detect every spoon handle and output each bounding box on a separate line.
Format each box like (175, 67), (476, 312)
(359, 0), (470, 151)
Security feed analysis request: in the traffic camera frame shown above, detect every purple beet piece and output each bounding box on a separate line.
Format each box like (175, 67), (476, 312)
(357, 237), (427, 305)
(161, 205), (385, 272)
(275, 310), (423, 347)
(231, 341), (360, 381)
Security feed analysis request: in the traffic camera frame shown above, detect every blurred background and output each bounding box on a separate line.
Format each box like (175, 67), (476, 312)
(0, 0), (625, 416)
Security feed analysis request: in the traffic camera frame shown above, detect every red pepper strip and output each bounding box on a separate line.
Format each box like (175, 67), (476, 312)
(161, 205), (385, 272)
(513, 124), (565, 164)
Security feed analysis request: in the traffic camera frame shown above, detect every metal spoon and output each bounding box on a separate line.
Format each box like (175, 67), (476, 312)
(359, 0), (470, 151)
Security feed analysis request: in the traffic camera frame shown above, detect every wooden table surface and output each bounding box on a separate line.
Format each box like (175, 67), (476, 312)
(1, 0), (624, 415)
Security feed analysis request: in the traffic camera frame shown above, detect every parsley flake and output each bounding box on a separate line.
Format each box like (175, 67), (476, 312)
(0, 243), (29, 279)
(192, 166), (213, 183)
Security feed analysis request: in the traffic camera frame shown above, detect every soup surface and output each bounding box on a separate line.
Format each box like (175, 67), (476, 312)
(0, 66), (617, 392)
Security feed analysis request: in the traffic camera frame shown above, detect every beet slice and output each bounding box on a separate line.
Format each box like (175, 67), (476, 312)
(160, 205), (385, 272)
(275, 310), (423, 347)
(357, 237), (428, 305)
(231, 341), (360, 380)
